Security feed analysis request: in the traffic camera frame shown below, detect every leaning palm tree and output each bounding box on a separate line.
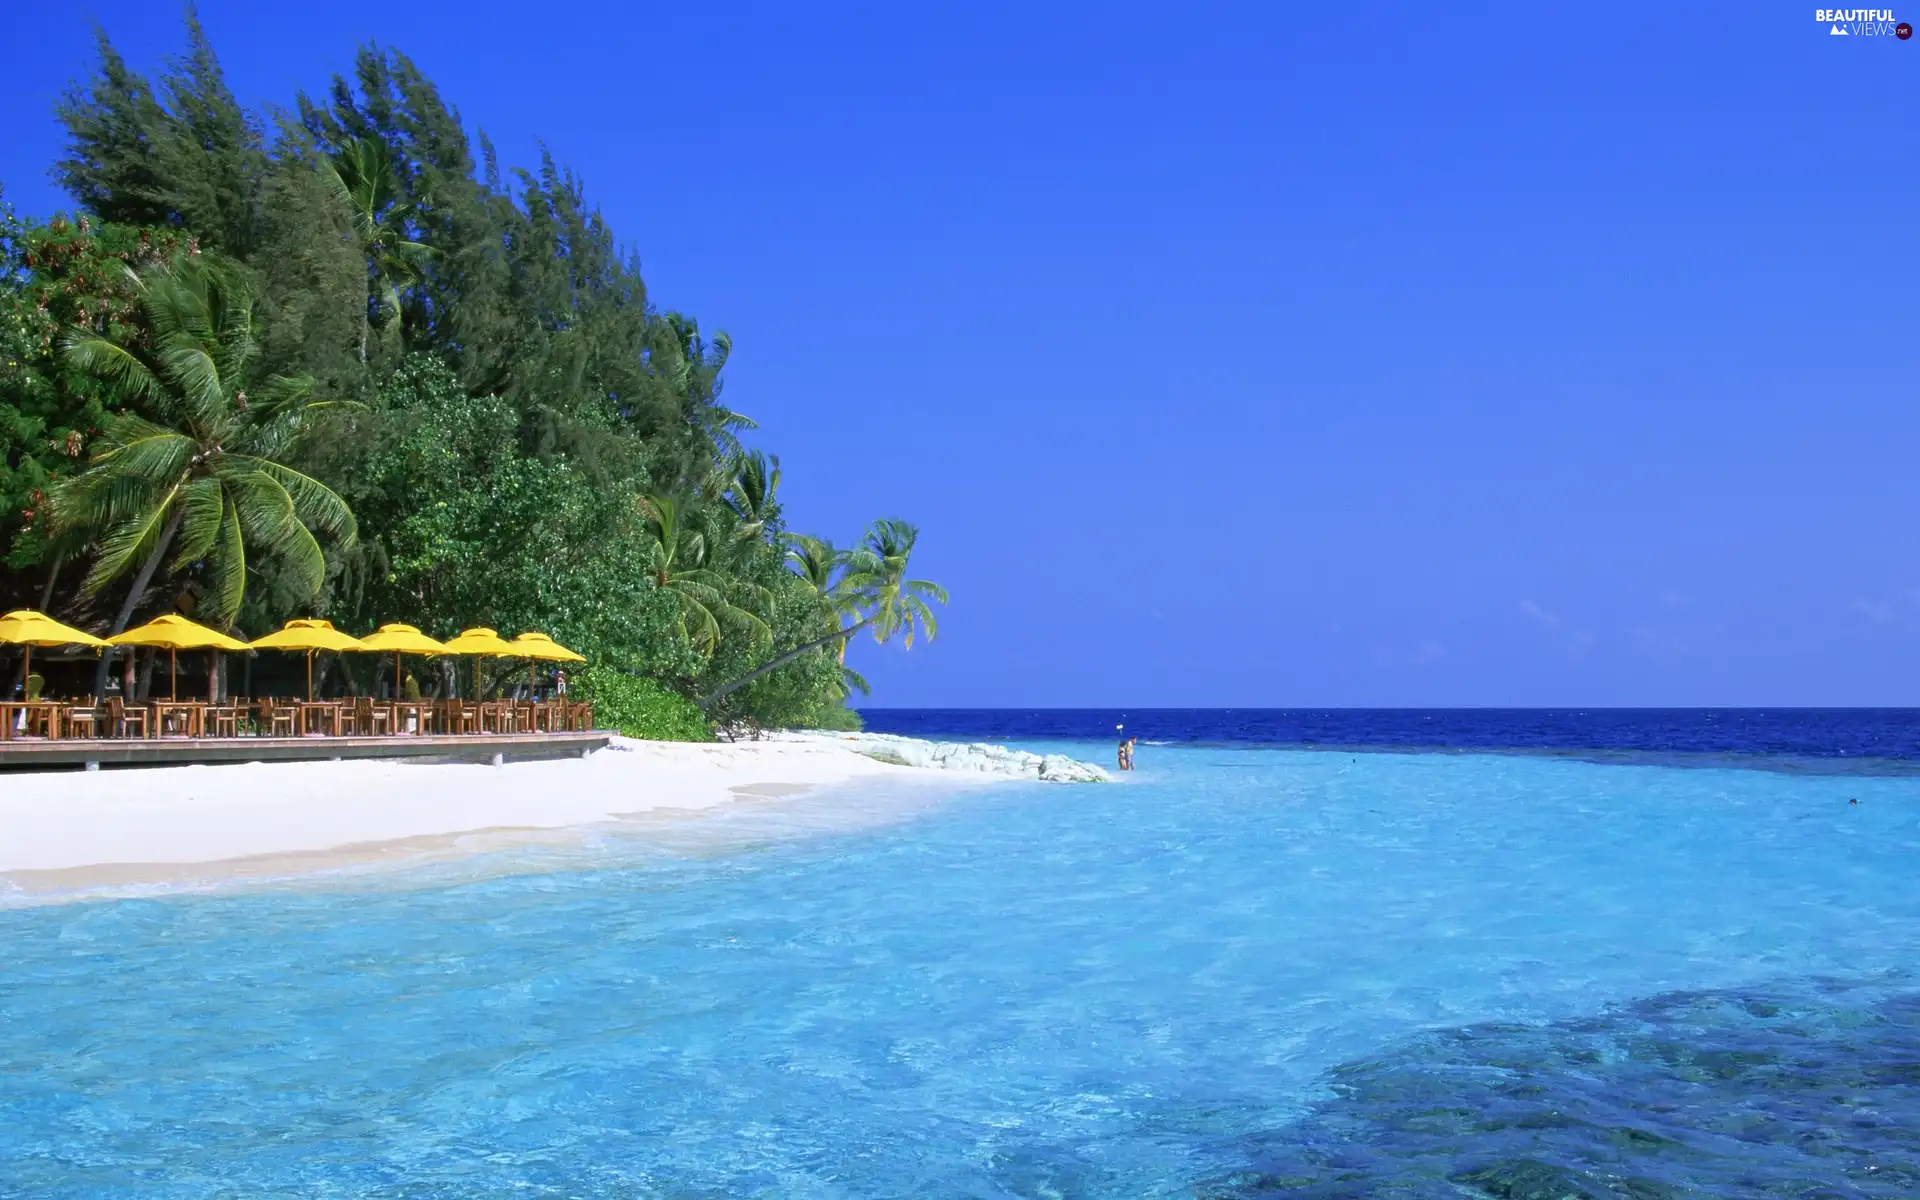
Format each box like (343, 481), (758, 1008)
(53, 257), (357, 691)
(636, 487), (770, 656)
(322, 134), (432, 363)
(699, 519), (946, 708)
(784, 533), (859, 661)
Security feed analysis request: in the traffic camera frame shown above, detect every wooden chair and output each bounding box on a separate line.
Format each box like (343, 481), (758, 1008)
(206, 706), (241, 738)
(64, 699), (102, 739)
(106, 696), (148, 739)
(443, 699), (479, 735)
(353, 697), (390, 737)
(258, 700), (296, 738)
(22, 702), (62, 739)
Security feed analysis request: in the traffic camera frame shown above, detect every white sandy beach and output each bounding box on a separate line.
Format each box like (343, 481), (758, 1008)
(0, 736), (1025, 899)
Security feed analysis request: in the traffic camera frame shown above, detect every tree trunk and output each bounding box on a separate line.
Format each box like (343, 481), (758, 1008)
(93, 505), (187, 698)
(699, 617), (873, 709)
(36, 552), (63, 612)
(134, 646), (155, 703)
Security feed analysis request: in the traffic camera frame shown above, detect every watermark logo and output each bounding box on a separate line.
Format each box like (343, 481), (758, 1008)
(1817, 8), (1906, 34)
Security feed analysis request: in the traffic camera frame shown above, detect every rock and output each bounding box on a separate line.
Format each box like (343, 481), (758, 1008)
(770, 731), (1111, 783)
(1451, 1158), (1596, 1200)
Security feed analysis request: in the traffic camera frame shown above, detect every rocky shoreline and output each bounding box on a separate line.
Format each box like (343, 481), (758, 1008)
(769, 731), (1113, 783)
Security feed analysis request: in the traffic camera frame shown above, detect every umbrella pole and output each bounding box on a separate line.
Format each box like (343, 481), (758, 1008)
(307, 651), (314, 703)
(21, 645), (28, 692)
(170, 648), (177, 702)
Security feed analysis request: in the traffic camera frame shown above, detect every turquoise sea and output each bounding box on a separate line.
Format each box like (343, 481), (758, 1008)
(3, 730), (1918, 1196)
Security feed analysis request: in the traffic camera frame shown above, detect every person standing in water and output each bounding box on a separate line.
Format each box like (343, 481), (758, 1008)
(1117, 736), (1137, 771)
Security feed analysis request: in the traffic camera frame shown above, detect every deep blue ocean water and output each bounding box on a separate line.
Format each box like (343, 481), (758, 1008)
(862, 707), (1920, 772)
(2, 710), (1917, 1196)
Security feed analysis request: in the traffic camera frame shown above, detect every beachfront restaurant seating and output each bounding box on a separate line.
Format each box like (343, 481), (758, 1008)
(1, 688), (594, 744)
(105, 696), (146, 738)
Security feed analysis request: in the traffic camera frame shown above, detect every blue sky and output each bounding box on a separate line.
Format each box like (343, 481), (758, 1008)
(4, 3), (1916, 706)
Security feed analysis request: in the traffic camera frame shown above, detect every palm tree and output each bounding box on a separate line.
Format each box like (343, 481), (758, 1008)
(783, 533), (859, 661)
(654, 313), (755, 470)
(636, 487), (769, 656)
(724, 450), (781, 540)
(699, 519), (946, 709)
(53, 256), (356, 691)
(322, 135), (432, 363)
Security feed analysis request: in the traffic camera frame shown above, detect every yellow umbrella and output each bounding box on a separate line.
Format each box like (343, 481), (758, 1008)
(355, 623), (448, 698)
(249, 619), (367, 702)
(508, 631), (585, 696)
(108, 615), (250, 701)
(0, 610), (108, 694)
(440, 627), (518, 699)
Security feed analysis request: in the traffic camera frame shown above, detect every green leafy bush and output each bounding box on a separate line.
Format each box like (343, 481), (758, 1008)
(575, 666), (710, 742)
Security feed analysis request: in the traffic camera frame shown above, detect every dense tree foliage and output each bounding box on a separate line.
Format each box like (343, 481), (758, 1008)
(0, 12), (945, 735)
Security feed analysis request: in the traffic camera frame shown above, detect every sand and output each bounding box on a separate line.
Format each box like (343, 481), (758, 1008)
(0, 736), (984, 900)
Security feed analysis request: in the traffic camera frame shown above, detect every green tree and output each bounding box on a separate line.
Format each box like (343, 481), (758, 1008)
(700, 519), (946, 708)
(1, 203), (189, 608)
(337, 356), (680, 679)
(636, 487), (770, 657)
(322, 134), (432, 363)
(55, 11), (268, 256)
(28, 15), (940, 729)
(52, 256), (356, 686)
(723, 450), (781, 540)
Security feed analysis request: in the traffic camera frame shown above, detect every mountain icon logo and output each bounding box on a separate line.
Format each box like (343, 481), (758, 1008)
(1831, 22), (1850, 33)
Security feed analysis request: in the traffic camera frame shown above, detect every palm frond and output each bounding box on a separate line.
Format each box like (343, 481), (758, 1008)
(79, 483), (183, 595)
(203, 494), (247, 624)
(227, 467), (327, 597)
(87, 425), (195, 483)
(837, 664), (872, 699)
(59, 333), (163, 406)
(240, 459), (358, 550)
(168, 476), (227, 566)
(155, 338), (227, 432)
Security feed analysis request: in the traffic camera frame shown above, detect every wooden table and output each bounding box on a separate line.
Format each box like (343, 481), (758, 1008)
(149, 701), (205, 738)
(390, 701), (427, 734)
(204, 705), (242, 737)
(478, 701), (519, 734)
(297, 702), (348, 736)
(0, 701), (65, 740)
(520, 703), (562, 733)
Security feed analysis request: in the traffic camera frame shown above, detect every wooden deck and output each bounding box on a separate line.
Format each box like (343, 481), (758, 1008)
(0, 730), (610, 772)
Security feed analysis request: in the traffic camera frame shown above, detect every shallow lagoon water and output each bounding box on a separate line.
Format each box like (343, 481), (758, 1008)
(2, 745), (1917, 1196)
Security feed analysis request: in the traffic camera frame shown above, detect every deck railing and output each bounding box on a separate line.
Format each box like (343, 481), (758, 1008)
(1, 698), (594, 741)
